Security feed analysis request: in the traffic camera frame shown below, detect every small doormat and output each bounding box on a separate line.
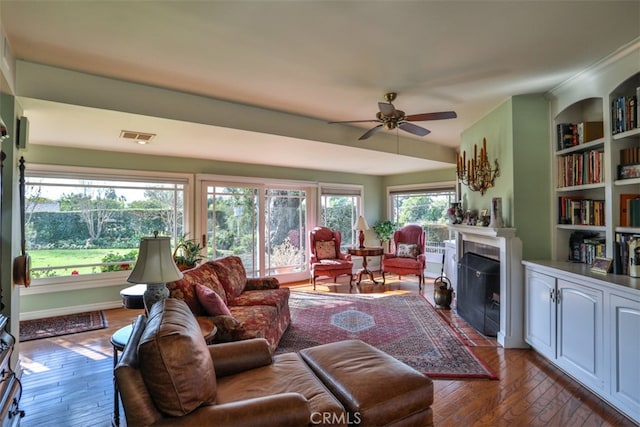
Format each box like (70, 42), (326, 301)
(20, 311), (108, 342)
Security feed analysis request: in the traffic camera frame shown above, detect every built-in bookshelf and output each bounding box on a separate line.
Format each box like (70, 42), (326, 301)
(553, 97), (606, 264)
(551, 71), (640, 275)
(611, 71), (640, 275)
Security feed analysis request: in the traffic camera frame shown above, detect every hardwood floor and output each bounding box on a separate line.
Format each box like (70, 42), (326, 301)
(17, 278), (639, 427)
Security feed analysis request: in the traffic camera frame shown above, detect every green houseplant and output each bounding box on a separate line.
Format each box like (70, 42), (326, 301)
(372, 220), (397, 252)
(173, 236), (205, 271)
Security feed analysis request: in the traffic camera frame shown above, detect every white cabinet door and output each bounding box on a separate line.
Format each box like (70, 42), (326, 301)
(609, 294), (640, 421)
(525, 269), (556, 359)
(556, 279), (604, 392)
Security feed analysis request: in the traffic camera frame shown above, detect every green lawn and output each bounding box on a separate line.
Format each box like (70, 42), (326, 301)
(30, 248), (137, 277)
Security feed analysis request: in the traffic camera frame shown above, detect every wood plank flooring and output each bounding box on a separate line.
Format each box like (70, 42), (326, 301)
(16, 278), (639, 427)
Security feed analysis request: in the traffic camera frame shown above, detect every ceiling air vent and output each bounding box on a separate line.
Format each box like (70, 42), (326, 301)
(120, 130), (156, 144)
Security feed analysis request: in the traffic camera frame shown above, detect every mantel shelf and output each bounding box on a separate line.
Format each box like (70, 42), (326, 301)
(448, 224), (517, 239)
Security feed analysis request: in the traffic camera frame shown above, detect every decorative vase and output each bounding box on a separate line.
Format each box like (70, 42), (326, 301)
(489, 197), (504, 228)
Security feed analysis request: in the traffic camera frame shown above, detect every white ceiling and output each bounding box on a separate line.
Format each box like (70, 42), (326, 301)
(1, 1), (639, 175)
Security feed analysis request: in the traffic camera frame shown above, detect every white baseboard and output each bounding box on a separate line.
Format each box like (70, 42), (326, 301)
(20, 300), (123, 321)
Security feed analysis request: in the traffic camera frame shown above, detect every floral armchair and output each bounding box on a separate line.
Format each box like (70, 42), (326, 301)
(381, 224), (426, 290)
(309, 226), (353, 290)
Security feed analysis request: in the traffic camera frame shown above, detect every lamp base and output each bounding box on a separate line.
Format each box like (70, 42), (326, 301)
(358, 230), (365, 249)
(143, 283), (169, 312)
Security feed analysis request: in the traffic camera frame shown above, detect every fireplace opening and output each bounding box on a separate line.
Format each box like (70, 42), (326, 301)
(457, 252), (500, 336)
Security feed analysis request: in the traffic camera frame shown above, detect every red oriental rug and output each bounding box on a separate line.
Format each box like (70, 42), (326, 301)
(20, 311), (108, 341)
(277, 291), (497, 380)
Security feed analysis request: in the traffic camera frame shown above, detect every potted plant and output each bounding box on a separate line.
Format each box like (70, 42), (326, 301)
(173, 236), (205, 271)
(372, 220), (397, 253)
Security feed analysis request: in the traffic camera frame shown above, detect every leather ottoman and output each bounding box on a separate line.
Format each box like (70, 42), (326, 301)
(300, 340), (434, 426)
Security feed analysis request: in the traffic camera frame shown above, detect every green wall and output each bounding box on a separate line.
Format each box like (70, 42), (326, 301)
(460, 94), (551, 259)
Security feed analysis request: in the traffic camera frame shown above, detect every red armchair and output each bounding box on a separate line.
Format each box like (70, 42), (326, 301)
(309, 226), (353, 290)
(381, 224), (426, 290)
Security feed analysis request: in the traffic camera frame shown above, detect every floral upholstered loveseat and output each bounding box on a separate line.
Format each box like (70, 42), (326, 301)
(166, 256), (290, 352)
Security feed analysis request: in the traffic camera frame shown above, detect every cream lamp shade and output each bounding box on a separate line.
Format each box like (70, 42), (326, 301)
(127, 233), (183, 311)
(353, 215), (369, 249)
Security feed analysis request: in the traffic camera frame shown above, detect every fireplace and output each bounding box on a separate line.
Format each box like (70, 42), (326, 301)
(458, 252), (500, 336)
(448, 224), (526, 348)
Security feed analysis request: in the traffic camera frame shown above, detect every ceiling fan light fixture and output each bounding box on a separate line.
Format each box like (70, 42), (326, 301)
(328, 92), (457, 140)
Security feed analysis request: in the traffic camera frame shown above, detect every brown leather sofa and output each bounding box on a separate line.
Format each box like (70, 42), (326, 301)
(115, 298), (434, 426)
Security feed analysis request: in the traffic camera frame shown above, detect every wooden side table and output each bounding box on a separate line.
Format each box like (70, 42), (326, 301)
(348, 246), (384, 285)
(119, 284), (146, 310)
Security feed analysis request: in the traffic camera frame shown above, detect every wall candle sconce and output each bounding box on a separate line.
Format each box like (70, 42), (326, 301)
(456, 137), (500, 195)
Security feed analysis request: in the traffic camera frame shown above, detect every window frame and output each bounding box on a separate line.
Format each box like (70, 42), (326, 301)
(318, 182), (364, 249)
(386, 181), (458, 248)
(22, 164), (193, 294)
(195, 174), (317, 282)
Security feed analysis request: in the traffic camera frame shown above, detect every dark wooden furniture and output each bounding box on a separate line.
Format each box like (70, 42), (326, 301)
(119, 284), (145, 310)
(110, 324), (133, 426)
(0, 146), (24, 425)
(348, 246), (383, 285)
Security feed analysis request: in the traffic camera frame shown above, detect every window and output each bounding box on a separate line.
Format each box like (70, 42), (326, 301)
(319, 184), (363, 251)
(25, 166), (190, 282)
(389, 184), (457, 254)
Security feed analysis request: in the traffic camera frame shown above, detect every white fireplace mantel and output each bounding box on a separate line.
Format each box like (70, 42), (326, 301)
(448, 225), (528, 349)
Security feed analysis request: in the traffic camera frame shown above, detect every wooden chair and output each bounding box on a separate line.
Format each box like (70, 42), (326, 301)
(381, 224), (426, 290)
(309, 227), (353, 290)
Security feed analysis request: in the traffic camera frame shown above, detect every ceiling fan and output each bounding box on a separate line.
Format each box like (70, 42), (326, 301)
(329, 92), (457, 140)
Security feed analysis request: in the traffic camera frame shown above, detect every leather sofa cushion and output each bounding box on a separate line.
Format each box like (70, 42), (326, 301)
(301, 340), (434, 426)
(138, 298), (217, 417)
(216, 352), (346, 419)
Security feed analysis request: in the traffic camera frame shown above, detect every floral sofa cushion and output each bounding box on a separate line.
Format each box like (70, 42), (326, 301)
(206, 256), (248, 300)
(167, 263), (227, 316)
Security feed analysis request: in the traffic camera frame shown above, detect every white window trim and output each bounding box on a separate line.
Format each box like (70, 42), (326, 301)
(385, 181), (457, 218)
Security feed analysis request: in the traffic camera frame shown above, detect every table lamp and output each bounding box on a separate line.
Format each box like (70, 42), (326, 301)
(127, 232), (183, 312)
(354, 215), (369, 249)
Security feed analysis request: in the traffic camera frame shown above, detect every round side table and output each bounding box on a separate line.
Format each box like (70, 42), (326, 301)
(348, 246), (384, 285)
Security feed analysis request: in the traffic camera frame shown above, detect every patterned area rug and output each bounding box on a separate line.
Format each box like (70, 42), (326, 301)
(20, 311), (108, 342)
(277, 292), (497, 380)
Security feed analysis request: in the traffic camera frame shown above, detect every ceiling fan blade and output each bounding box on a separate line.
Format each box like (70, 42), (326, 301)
(399, 122), (430, 137)
(358, 124), (384, 140)
(328, 119), (381, 124)
(378, 102), (396, 117)
(405, 111), (457, 121)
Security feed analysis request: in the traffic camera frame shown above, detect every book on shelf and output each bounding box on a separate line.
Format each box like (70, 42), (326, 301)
(613, 232), (640, 275)
(612, 91), (639, 134)
(619, 194), (640, 227)
(618, 163), (640, 180)
(556, 121), (604, 150)
(569, 231), (605, 265)
(619, 147), (640, 165)
(558, 197), (604, 226)
(557, 149), (604, 187)
(631, 198), (640, 227)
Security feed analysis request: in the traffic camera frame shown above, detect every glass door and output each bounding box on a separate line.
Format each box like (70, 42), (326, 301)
(201, 181), (308, 279)
(204, 185), (259, 275)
